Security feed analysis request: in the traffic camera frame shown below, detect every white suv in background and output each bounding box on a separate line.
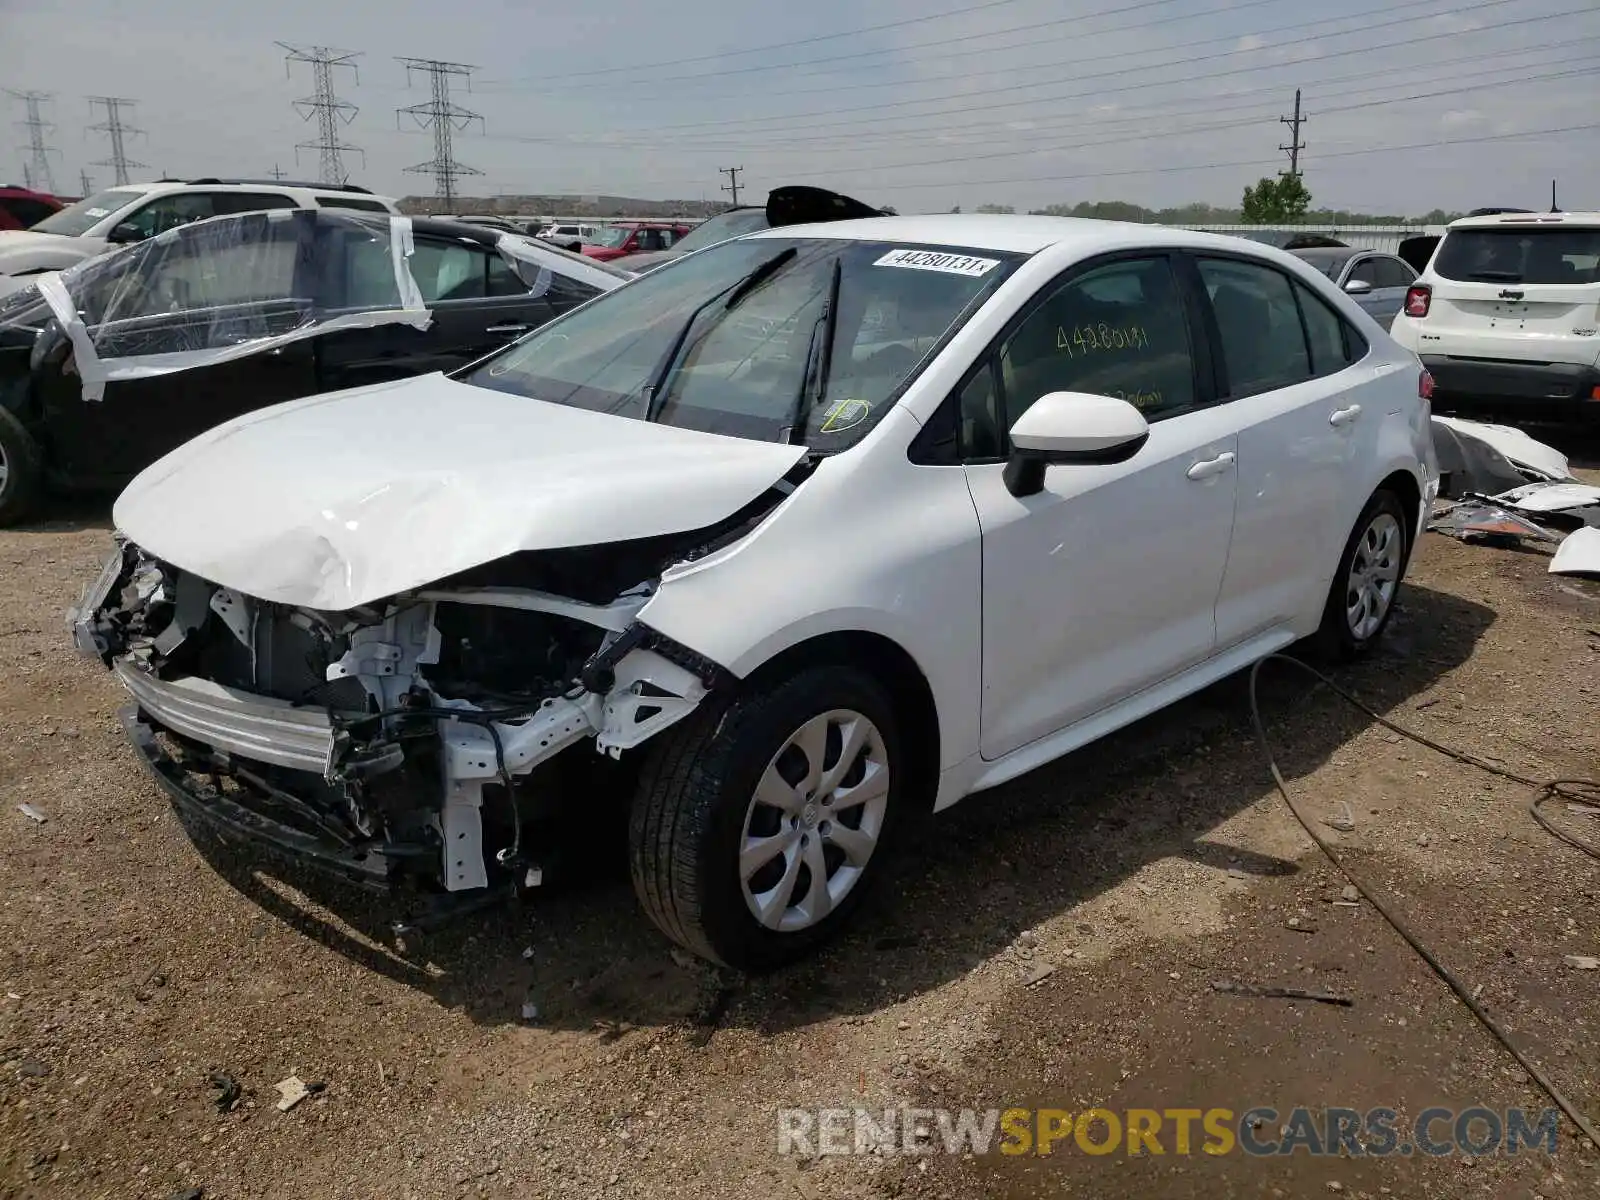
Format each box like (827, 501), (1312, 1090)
(0, 178), (401, 294)
(1391, 210), (1600, 422)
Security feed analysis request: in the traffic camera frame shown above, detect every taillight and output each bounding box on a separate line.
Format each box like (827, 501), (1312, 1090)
(1419, 369), (1435, 401)
(1404, 285), (1432, 318)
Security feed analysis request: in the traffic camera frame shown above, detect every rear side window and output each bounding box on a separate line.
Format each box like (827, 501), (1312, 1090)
(209, 192), (299, 216)
(1197, 258), (1310, 398)
(1294, 281), (1364, 377)
(1433, 227), (1600, 285)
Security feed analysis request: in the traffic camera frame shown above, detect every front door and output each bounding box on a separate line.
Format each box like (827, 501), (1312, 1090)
(965, 254), (1239, 760)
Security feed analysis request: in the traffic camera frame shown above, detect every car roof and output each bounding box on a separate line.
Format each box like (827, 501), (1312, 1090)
(407, 216), (505, 246)
(1448, 210), (1600, 229)
(745, 213), (1317, 257)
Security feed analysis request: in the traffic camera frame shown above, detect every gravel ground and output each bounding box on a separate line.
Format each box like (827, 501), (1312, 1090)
(2, 446), (1598, 1200)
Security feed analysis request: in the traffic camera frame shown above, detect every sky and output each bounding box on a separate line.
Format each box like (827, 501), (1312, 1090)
(1, 0), (1595, 215)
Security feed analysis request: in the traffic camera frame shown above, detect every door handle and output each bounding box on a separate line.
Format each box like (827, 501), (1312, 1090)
(1329, 404), (1363, 427)
(1185, 451), (1236, 480)
(485, 323), (530, 335)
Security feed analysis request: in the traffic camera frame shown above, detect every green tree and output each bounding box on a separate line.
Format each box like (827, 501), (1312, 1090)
(1240, 174), (1312, 223)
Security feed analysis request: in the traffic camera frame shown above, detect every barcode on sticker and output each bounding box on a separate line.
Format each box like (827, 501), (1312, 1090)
(874, 249), (999, 277)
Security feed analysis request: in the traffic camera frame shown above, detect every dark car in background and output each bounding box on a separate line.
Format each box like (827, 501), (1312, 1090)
(615, 185), (889, 271)
(1288, 246), (1419, 324)
(0, 208), (627, 523)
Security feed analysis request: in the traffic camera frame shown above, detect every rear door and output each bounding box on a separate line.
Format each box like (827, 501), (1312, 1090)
(1196, 254), (1389, 647)
(316, 233), (557, 389)
(1422, 222), (1600, 365)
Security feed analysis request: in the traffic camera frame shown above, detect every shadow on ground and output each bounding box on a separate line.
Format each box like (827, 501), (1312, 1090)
(182, 582), (1495, 1038)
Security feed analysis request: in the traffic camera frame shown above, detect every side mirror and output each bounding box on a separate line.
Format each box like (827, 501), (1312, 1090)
(1344, 278), (1373, 295)
(1003, 391), (1150, 498)
(106, 222), (145, 246)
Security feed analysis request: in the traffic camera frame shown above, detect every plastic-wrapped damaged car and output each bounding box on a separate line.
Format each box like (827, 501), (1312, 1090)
(0, 208), (625, 523)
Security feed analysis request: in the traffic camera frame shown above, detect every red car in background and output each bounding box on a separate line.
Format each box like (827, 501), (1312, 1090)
(582, 221), (692, 262)
(0, 187), (65, 231)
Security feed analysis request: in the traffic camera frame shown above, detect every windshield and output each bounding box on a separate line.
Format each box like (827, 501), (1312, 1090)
(469, 236), (1019, 448)
(1434, 226), (1600, 284)
(670, 209), (771, 254)
(593, 226), (635, 249)
(1290, 251), (1347, 281)
(30, 189), (143, 237)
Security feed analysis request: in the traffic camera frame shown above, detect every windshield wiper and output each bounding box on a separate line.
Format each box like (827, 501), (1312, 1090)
(642, 246), (798, 422)
(782, 254), (841, 445)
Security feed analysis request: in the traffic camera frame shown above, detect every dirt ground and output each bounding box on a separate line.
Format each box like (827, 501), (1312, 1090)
(2, 442), (1598, 1200)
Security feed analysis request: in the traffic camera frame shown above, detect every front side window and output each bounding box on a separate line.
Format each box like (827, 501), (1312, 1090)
(1197, 257), (1311, 398)
(119, 193), (219, 239)
(997, 256), (1198, 426)
(470, 236), (1019, 448)
(29, 188), (143, 237)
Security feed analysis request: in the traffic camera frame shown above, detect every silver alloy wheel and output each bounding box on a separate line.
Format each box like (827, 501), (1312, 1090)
(738, 708), (891, 933)
(0, 437), (8, 495)
(1345, 510), (1402, 641)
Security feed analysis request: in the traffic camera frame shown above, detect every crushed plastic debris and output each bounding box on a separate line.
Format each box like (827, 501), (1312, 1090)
(1549, 527), (1600, 580)
(16, 803), (46, 823)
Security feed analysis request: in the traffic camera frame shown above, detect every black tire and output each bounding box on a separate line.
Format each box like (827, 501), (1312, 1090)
(628, 665), (905, 971)
(0, 405), (43, 527)
(1310, 488), (1410, 661)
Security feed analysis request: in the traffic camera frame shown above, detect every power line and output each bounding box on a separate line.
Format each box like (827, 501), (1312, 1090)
(720, 165), (743, 206)
(1279, 88), (1307, 177)
(856, 119), (1600, 193)
(599, 0), (1584, 139)
(396, 58), (483, 211)
(485, 0), (1035, 83)
(7, 90), (59, 195)
(279, 43), (364, 186)
(517, 32), (1598, 159)
(478, 0), (1256, 93)
(86, 96), (145, 186)
(480, 65), (1593, 196)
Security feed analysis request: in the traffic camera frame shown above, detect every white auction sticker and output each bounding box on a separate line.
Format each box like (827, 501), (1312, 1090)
(874, 248), (999, 277)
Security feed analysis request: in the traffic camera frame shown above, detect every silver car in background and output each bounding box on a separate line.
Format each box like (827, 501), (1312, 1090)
(1290, 246), (1419, 324)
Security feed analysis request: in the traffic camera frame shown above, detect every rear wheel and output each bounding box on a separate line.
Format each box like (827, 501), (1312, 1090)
(628, 665), (903, 970)
(1312, 489), (1409, 660)
(0, 406), (43, 527)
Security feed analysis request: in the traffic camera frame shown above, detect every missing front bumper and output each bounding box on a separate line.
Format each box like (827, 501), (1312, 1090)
(120, 705), (404, 890)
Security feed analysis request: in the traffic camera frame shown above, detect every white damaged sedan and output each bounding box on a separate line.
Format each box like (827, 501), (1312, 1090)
(73, 215), (1437, 968)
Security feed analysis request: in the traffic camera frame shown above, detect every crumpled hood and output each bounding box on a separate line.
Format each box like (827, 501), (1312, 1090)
(0, 230), (105, 277)
(113, 373), (807, 610)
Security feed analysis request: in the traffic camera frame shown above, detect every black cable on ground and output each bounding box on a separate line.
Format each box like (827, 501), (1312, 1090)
(1247, 652), (1600, 1151)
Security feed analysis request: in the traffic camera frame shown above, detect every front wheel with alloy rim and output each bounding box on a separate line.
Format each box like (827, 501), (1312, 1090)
(1313, 488), (1410, 660)
(628, 665), (904, 970)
